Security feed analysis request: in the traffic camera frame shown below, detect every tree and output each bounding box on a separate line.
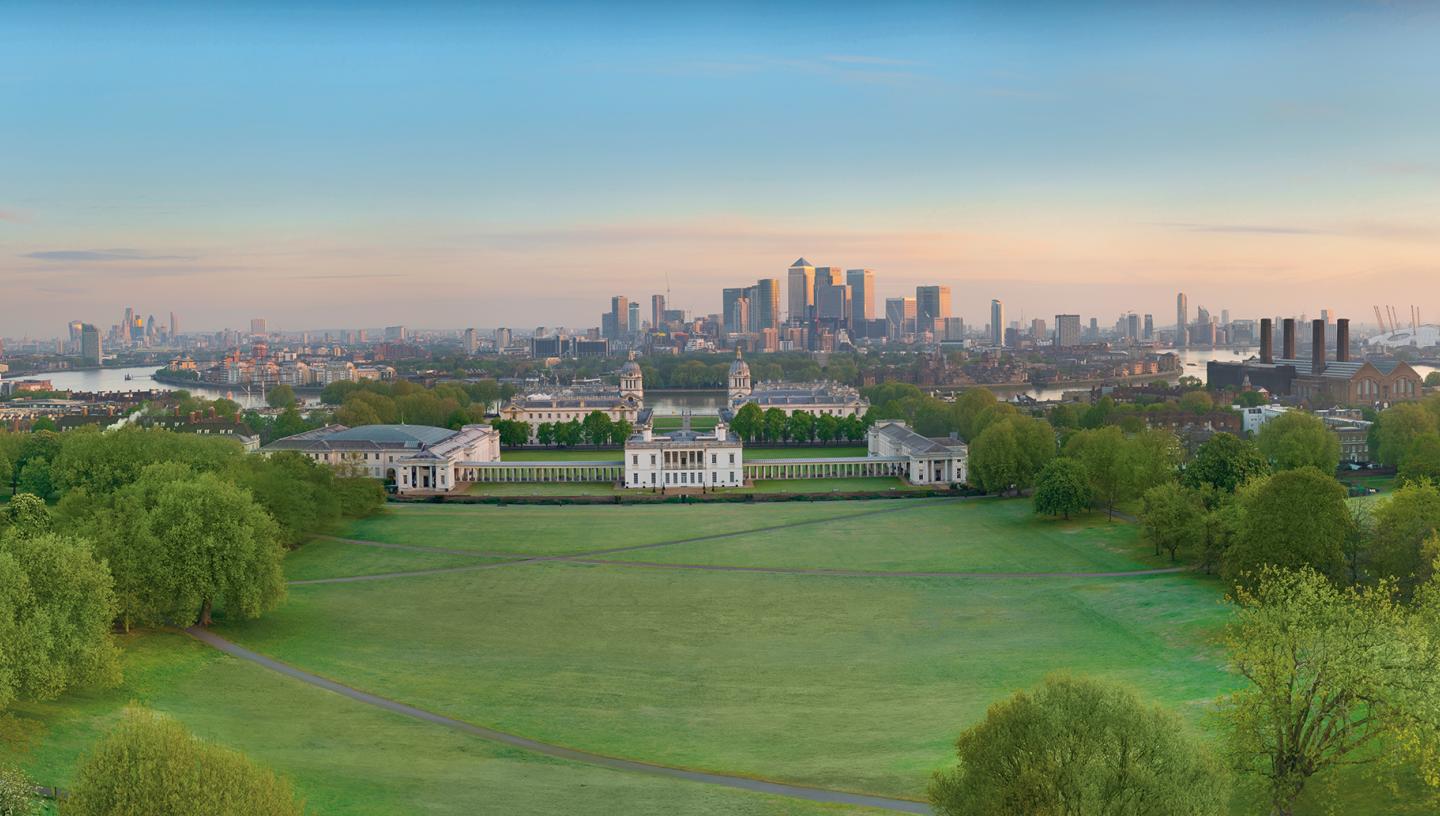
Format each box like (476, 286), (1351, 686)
(1398, 433), (1440, 486)
(1254, 411), (1340, 473)
(952, 388), (998, 440)
(1033, 458), (1092, 520)
(81, 467), (286, 628)
(535, 422), (555, 447)
(0, 763), (37, 816)
(1140, 482), (1205, 562)
(554, 418), (582, 447)
(762, 408), (787, 443)
(930, 675), (1226, 816)
(493, 419), (531, 447)
(1370, 480), (1440, 594)
(0, 533), (121, 711)
(265, 384), (297, 409)
(841, 414), (866, 441)
(1178, 390), (1214, 414)
(970, 416), (1055, 494)
(1224, 467), (1348, 588)
(1182, 432), (1269, 494)
(1234, 390), (1267, 408)
(815, 413), (839, 443)
(1374, 402), (1438, 467)
(1065, 426), (1134, 519)
(1427, 371), (1440, 388)
(730, 402), (763, 442)
(1130, 428), (1183, 493)
(581, 411), (614, 446)
(65, 707), (304, 816)
(1219, 567), (1440, 815)
(785, 411), (815, 444)
(609, 419), (633, 445)
(1, 493), (50, 537)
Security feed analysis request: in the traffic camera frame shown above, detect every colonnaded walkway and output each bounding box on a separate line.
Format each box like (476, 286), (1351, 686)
(188, 499), (1186, 813)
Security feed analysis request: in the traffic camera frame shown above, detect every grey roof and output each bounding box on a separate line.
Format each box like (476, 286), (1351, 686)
(790, 257), (813, 268)
(872, 422), (967, 456)
(261, 423), (458, 452)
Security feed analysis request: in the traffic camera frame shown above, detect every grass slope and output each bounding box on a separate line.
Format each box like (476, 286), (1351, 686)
(0, 633), (889, 816)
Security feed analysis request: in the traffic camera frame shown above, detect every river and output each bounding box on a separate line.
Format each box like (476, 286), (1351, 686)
(9, 365), (266, 408)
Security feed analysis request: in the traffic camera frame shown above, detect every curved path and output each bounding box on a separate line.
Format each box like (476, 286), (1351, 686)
(185, 627), (930, 814)
(560, 558), (1189, 579)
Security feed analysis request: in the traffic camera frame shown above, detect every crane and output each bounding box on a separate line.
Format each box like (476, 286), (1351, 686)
(1374, 305), (1387, 334)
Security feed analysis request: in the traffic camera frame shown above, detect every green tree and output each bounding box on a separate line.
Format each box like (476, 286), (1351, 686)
(1140, 482), (1205, 562)
(1254, 411), (1340, 473)
(535, 422), (555, 447)
(581, 411), (614, 446)
(65, 707), (304, 816)
(785, 411), (815, 443)
(81, 467), (286, 628)
(1178, 390), (1214, 414)
(970, 416), (1055, 494)
(1065, 426), (1134, 519)
(0, 763), (38, 816)
(815, 413), (839, 443)
(1182, 432), (1270, 494)
(1397, 433), (1440, 486)
(1234, 390), (1267, 408)
(1033, 458), (1092, 520)
(265, 384), (297, 408)
(1, 493), (50, 538)
(1374, 402), (1439, 467)
(1130, 428), (1183, 492)
(1370, 480), (1440, 594)
(1219, 567), (1440, 816)
(1224, 467), (1348, 588)
(930, 675), (1226, 816)
(493, 420), (531, 447)
(554, 418), (582, 447)
(762, 408), (787, 442)
(730, 402), (763, 442)
(609, 419), (633, 445)
(0, 533), (121, 711)
(952, 388), (999, 439)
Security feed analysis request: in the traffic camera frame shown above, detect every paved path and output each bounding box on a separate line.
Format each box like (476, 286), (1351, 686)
(560, 558), (1190, 579)
(185, 627), (930, 814)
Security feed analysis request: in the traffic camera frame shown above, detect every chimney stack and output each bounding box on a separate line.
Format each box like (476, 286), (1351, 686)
(1336, 318), (1350, 362)
(1260, 318), (1273, 364)
(1312, 319), (1326, 375)
(1283, 318), (1296, 360)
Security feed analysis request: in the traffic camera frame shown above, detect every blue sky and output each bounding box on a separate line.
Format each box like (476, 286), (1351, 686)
(3, 1), (1439, 335)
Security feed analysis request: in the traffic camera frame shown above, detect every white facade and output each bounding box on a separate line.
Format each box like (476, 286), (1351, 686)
(623, 422), (744, 489)
(260, 423), (501, 495)
(867, 420), (968, 485)
(1237, 404), (1290, 435)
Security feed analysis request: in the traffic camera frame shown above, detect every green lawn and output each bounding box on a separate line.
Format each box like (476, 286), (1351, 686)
(0, 633), (888, 816)
(728, 477), (931, 494)
(501, 449), (625, 462)
(218, 561), (1234, 799)
(347, 501), (921, 556)
(282, 538), (509, 581)
(746, 446), (867, 459)
(652, 415), (720, 431)
(467, 480), (623, 496)
(590, 500), (1168, 573)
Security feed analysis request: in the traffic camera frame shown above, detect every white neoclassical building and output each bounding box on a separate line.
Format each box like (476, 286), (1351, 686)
(260, 423), (501, 494)
(623, 420), (744, 490)
(866, 420), (968, 485)
(499, 356), (648, 442)
(725, 350), (868, 419)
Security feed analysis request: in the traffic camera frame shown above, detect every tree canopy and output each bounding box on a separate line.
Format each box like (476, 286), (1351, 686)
(930, 675), (1226, 816)
(1182, 432), (1270, 494)
(1254, 411), (1340, 473)
(1032, 457), (1091, 520)
(1370, 480), (1440, 595)
(1224, 467), (1348, 588)
(969, 415), (1055, 494)
(65, 707), (305, 816)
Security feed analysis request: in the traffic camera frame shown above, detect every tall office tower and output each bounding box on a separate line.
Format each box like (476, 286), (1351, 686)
(989, 299), (1005, 346)
(608, 296), (629, 338)
(846, 269), (875, 327)
(752, 278), (780, 331)
(494, 327), (512, 349)
(169, 311), (177, 340)
(250, 318), (268, 335)
(357, 328), (368, 343)
(1196, 306), (1210, 329)
(384, 325), (407, 341)
(915, 285), (951, 332)
(123, 307), (134, 346)
(1221, 309), (1231, 327)
(80, 324), (102, 366)
(817, 283), (851, 321)
(787, 258), (815, 323)
(1055, 314), (1081, 347)
(1143, 314), (1154, 340)
(651, 294), (666, 329)
(628, 301), (640, 334)
(886, 297), (917, 341)
(729, 296), (751, 335)
(464, 328), (478, 354)
(1125, 313), (1140, 341)
(1176, 292), (1188, 347)
(68, 321), (84, 343)
(1031, 318), (1048, 340)
(722, 287), (747, 333)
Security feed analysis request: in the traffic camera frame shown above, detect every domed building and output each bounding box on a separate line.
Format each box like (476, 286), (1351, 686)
(724, 348), (867, 420)
(727, 349), (751, 401)
(498, 354), (649, 443)
(619, 352), (645, 401)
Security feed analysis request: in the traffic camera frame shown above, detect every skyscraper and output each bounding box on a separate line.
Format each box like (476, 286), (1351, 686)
(752, 278), (780, 332)
(1176, 292), (1188, 348)
(464, 328), (478, 354)
(628, 301), (640, 335)
(651, 294), (666, 329)
(990, 299), (1005, 346)
(81, 324), (102, 366)
(787, 259), (815, 323)
(886, 297), (916, 342)
(915, 286), (951, 333)
(722, 287), (747, 333)
(608, 296), (629, 339)
(169, 311), (178, 340)
(251, 318), (268, 335)
(1055, 314), (1081, 347)
(846, 268), (874, 327)
(1143, 314), (1153, 340)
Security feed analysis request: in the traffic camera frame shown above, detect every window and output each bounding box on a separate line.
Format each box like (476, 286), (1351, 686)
(632, 454), (638, 465)
(633, 473), (638, 484)
(729, 453), (735, 464)
(711, 471), (717, 483)
(711, 453), (716, 464)
(650, 454), (656, 465)
(650, 473), (656, 484)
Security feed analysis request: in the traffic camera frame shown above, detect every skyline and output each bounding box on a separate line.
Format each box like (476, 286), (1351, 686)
(5, 1), (1440, 335)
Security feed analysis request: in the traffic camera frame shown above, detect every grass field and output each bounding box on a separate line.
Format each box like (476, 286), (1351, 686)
(498, 445), (867, 462)
(652, 415), (719, 431)
(0, 634), (888, 816)
(741, 446), (868, 460)
(7, 497), (1424, 815)
(467, 481), (623, 496)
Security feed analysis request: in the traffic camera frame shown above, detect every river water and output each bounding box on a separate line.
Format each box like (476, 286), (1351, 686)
(8, 365), (266, 408)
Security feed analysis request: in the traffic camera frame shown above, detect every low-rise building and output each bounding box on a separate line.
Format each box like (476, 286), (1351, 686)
(865, 420), (968, 485)
(622, 420), (743, 489)
(260, 423), (501, 494)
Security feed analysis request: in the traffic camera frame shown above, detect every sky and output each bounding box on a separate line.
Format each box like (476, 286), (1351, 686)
(3, 1), (1439, 337)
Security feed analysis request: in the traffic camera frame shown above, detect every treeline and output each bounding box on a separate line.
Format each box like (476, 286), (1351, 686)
(320, 379), (512, 429)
